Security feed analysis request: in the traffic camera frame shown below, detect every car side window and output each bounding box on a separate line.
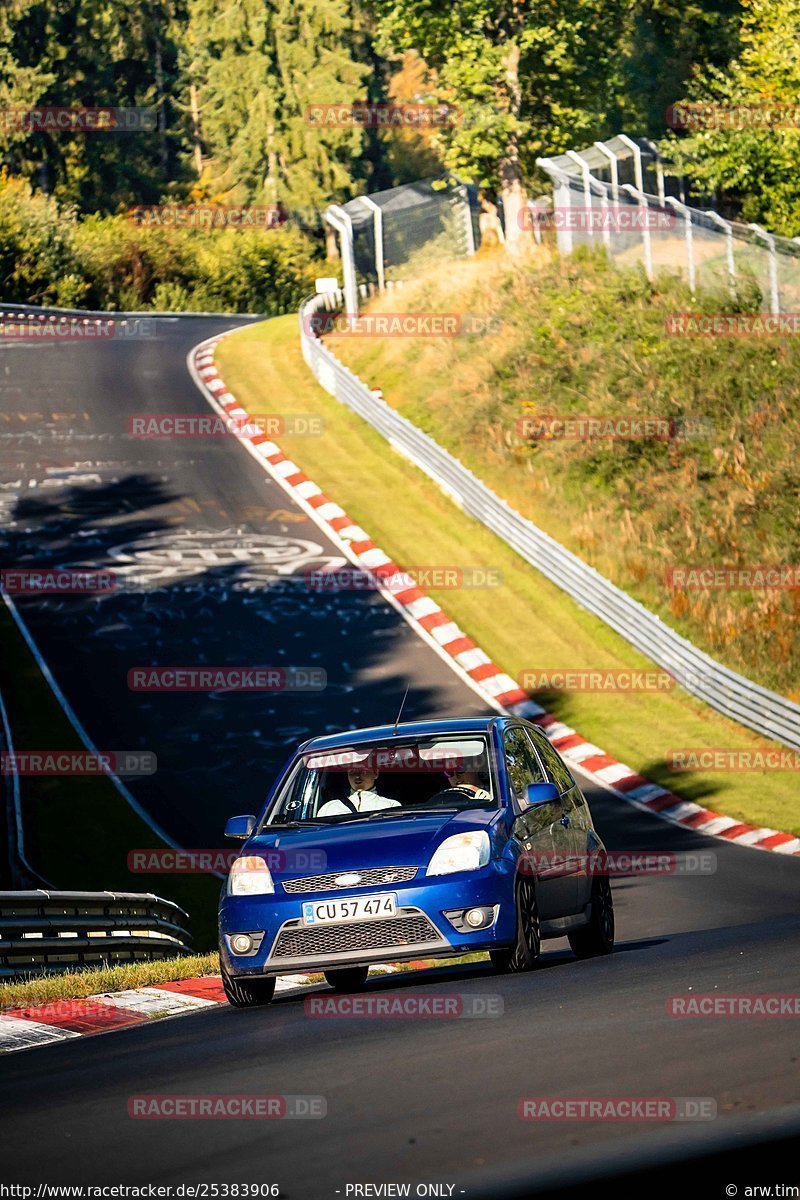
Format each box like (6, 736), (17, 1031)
(503, 727), (547, 807)
(525, 728), (576, 795)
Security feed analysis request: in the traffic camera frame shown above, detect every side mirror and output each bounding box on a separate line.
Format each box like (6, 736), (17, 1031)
(225, 814), (256, 840)
(525, 782), (559, 808)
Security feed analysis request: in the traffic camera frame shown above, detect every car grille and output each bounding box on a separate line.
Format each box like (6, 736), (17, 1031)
(272, 913), (439, 959)
(282, 866), (418, 894)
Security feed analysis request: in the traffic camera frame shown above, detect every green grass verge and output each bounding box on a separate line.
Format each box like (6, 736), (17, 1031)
(0, 603), (220, 948)
(0, 952), (220, 1011)
(0, 953), (490, 1012)
(216, 314), (800, 836)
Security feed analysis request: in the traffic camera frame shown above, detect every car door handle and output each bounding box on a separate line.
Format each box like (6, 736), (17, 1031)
(560, 815), (571, 827)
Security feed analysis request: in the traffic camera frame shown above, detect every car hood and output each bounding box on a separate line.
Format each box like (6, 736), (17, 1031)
(247, 808), (502, 880)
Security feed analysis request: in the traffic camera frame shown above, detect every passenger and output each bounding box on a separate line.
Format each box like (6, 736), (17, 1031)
(318, 765), (400, 816)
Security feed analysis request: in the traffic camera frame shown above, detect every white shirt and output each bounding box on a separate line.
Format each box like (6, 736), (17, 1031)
(318, 789), (401, 817)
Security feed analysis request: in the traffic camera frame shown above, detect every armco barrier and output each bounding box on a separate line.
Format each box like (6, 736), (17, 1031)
(0, 891), (191, 977)
(299, 292), (800, 751)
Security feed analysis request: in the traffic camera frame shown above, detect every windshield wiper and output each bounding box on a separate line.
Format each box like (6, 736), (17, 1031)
(364, 807), (460, 819)
(261, 821), (328, 830)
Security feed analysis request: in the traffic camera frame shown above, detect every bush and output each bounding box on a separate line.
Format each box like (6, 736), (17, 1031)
(0, 173), (323, 313)
(0, 171), (88, 305)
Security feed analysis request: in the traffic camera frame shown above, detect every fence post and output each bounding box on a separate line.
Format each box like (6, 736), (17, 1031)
(621, 184), (654, 280)
(566, 149), (594, 242)
(323, 205), (358, 318)
(664, 197), (695, 294)
(640, 137), (666, 204)
(593, 140), (620, 203)
(704, 210), (736, 297)
(748, 223), (780, 312)
(360, 196), (385, 292)
(593, 179), (612, 252)
(618, 136), (653, 280)
(535, 159), (574, 255)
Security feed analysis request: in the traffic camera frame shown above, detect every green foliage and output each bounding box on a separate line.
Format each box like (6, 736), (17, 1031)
(187, 0), (368, 216)
(0, 170), (85, 304)
(0, 171), (322, 311)
(665, 0), (800, 235)
(373, 0), (627, 189)
(617, 0), (741, 138)
(0, 1), (191, 213)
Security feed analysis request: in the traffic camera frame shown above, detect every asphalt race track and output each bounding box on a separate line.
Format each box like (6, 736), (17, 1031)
(1, 312), (799, 1194)
(0, 310), (490, 846)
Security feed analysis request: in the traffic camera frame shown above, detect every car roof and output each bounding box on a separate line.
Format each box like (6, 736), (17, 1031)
(298, 717), (503, 753)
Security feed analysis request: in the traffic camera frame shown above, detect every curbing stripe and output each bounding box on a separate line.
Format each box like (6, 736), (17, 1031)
(0, 961), (440, 1055)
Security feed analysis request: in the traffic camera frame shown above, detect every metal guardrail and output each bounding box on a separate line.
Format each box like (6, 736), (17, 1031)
(299, 293), (800, 751)
(0, 891), (191, 978)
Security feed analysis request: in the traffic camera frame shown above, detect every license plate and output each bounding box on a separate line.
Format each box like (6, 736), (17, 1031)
(301, 892), (397, 926)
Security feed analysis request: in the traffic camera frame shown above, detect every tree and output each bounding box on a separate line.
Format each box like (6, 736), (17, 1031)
(665, 0), (800, 236)
(186, 0), (368, 220)
(0, 0), (188, 213)
(372, 0), (626, 250)
(616, 0), (741, 140)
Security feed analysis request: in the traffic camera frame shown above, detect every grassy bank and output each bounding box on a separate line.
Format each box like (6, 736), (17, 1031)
(330, 249), (800, 700)
(217, 314), (800, 836)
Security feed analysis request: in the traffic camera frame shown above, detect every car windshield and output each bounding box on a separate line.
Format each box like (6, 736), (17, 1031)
(262, 735), (498, 826)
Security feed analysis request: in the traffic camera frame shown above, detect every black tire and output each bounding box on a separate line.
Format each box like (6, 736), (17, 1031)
(568, 875), (615, 959)
(221, 964), (276, 1008)
(490, 877), (541, 973)
(323, 966), (370, 992)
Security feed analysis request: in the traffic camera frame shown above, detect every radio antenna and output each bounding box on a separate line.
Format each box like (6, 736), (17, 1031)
(392, 685), (410, 736)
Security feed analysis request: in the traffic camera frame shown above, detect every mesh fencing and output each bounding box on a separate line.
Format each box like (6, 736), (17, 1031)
(537, 136), (800, 313)
(342, 178), (478, 290)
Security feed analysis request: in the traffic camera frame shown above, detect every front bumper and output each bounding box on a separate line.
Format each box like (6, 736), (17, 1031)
(219, 869), (515, 978)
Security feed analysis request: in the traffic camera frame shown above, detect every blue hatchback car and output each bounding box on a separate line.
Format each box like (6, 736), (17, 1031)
(218, 716), (614, 1006)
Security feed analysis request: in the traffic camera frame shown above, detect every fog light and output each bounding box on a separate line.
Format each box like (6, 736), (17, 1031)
(465, 907), (488, 929)
(231, 933), (253, 955)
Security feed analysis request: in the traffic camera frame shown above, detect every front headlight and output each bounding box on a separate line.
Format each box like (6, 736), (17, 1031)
(228, 855), (275, 895)
(427, 831), (490, 877)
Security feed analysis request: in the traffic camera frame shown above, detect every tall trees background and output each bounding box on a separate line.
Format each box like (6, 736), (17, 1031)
(0, 0), (798, 235)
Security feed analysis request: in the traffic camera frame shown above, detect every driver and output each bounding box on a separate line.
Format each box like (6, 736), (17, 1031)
(318, 765), (400, 816)
(442, 765), (491, 799)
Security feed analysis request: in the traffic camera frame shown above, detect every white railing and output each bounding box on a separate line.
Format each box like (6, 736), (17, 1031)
(536, 136), (800, 311)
